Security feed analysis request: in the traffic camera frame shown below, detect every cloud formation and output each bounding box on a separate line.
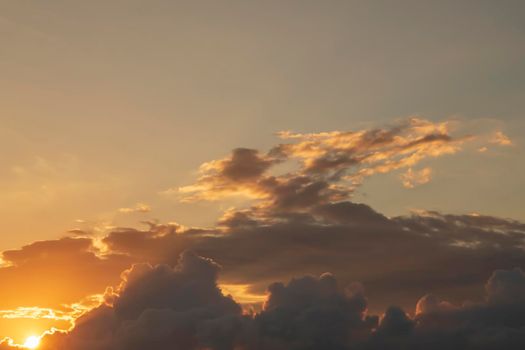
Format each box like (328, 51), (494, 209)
(4, 200), (523, 347)
(0, 237), (131, 310)
(490, 131), (513, 146)
(2, 207), (521, 347)
(118, 203), (152, 214)
(400, 167), (432, 188)
(367, 268), (525, 350)
(178, 118), (468, 209)
(0, 117), (522, 348)
(34, 251), (245, 350)
(1, 253), (524, 350)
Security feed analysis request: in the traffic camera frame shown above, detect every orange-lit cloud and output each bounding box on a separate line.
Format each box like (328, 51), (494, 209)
(0, 307), (73, 321)
(490, 131), (512, 146)
(219, 284), (267, 305)
(177, 118), (474, 209)
(118, 203), (152, 214)
(400, 167), (432, 188)
(178, 148), (277, 201)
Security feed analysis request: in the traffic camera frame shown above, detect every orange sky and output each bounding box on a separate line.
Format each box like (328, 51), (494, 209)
(1, 1), (525, 347)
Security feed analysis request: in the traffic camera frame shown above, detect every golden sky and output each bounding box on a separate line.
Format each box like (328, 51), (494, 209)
(1, 1), (525, 348)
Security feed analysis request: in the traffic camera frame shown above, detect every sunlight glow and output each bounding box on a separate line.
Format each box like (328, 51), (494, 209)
(220, 284), (267, 304)
(23, 336), (40, 349)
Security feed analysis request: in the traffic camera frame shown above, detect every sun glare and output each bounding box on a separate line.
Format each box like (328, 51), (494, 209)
(23, 336), (40, 349)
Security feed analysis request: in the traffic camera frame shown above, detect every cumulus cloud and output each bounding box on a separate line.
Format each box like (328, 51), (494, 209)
(34, 251), (245, 350)
(368, 269), (525, 350)
(0, 254), (383, 349)
(1, 252), (524, 350)
(253, 273), (377, 349)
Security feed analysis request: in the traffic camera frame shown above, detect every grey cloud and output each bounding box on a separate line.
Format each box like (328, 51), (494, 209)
(221, 148), (275, 182)
(249, 273), (376, 350)
(39, 251), (245, 350)
(486, 268), (525, 304)
(25, 257), (525, 350)
(366, 271), (525, 350)
(100, 201), (525, 313)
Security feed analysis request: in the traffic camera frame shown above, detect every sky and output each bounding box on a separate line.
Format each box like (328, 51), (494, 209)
(0, 1), (525, 349)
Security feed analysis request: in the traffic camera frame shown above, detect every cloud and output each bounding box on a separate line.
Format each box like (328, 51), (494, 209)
(178, 148), (278, 201)
(0, 117), (520, 347)
(1, 211), (523, 344)
(209, 207), (525, 313)
(400, 167), (432, 188)
(178, 118), (471, 207)
(1, 253), (523, 350)
(366, 269), (525, 350)
(4, 254), (379, 350)
(415, 294), (456, 315)
(56, 202), (523, 320)
(490, 131), (512, 146)
(485, 268), (525, 304)
(118, 203), (152, 214)
(0, 237), (131, 310)
(34, 251), (245, 350)
(0, 237), (132, 343)
(252, 273), (377, 349)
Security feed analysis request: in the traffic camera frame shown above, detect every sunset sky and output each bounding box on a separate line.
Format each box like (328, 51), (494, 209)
(1, 1), (525, 349)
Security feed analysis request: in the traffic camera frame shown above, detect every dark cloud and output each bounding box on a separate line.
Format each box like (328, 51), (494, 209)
(25, 256), (379, 350)
(2, 200), (523, 345)
(312, 202), (390, 226)
(252, 273), (377, 350)
(485, 268), (525, 304)
(102, 223), (190, 265)
(221, 148), (275, 182)
(0, 255), (519, 350)
(37, 251), (245, 350)
(93, 201), (525, 313)
(365, 269), (525, 350)
(178, 148), (278, 201)
(259, 176), (347, 212)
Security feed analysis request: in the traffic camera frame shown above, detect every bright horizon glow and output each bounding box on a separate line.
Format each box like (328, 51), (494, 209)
(23, 336), (40, 349)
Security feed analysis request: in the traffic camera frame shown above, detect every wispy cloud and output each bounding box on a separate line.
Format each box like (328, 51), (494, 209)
(400, 167), (432, 188)
(118, 203), (151, 214)
(490, 130), (513, 146)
